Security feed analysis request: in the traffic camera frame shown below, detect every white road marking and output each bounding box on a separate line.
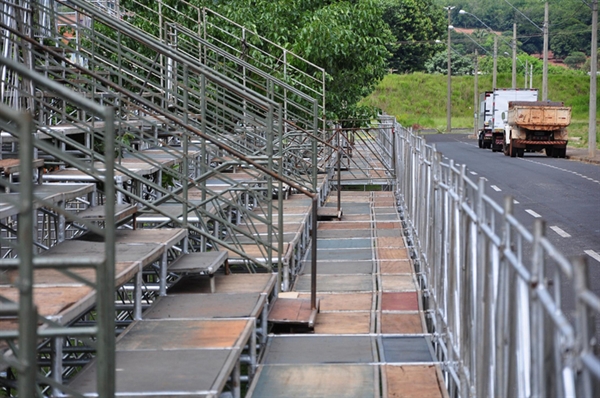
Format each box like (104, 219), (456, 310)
(522, 158), (600, 186)
(585, 250), (600, 263)
(525, 209), (542, 218)
(550, 226), (571, 238)
(491, 185), (502, 192)
(470, 171), (478, 175)
(513, 200), (520, 204)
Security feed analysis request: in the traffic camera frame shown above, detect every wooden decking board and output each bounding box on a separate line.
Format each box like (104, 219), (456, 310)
(168, 273), (276, 295)
(381, 292), (420, 311)
(144, 293), (265, 319)
(340, 214), (372, 221)
(116, 319), (251, 350)
(375, 221), (402, 230)
(294, 274), (374, 293)
(299, 260), (374, 275)
(376, 237), (406, 248)
(384, 365), (447, 398)
(312, 312), (372, 334)
(381, 336), (434, 363)
(381, 275), (417, 292)
(262, 336), (376, 365)
(307, 248), (373, 261)
(0, 285), (94, 325)
(42, 240), (163, 268)
(317, 221), (372, 230)
(377, 247), (409, 260)
(380, 260), (414, 274)
(381, 313), (425, 334)
(68, 349), (230, 396)
(248, 364), (378, 398)
(297, 293), (373, 311)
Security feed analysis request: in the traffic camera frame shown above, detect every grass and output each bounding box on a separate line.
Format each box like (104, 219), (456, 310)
(362, 72), (600, 148)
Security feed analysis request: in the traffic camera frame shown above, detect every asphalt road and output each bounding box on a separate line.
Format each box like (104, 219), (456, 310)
(423, 133), (600, 302)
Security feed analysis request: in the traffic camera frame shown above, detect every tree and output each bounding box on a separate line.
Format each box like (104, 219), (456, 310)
(564, 52), (587, 70)
(425, 50), (474, 75)
(165, 0), (394, 123)
(381, 0), (446, 73)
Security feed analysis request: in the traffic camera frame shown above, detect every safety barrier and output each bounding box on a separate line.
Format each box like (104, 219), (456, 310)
(390, 116), (600, 397)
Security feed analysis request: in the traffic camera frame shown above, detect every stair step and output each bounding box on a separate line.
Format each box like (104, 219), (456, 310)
(78, 204), (137, 226)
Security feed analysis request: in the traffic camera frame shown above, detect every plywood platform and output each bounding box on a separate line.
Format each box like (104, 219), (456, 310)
(247, 191), (446, 397)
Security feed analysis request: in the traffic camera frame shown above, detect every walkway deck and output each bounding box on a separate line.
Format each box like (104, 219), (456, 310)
(247, 191), (448, 397)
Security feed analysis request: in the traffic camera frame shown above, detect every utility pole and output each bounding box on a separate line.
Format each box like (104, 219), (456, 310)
(542, 1), (549, 100)
(493, 35), (498, 89)
(445, 6), (454, 133)
(474, 49), (479, 139)
(525, 60), (528, 88)
(512, 23), (517, 89)
(589, 0), (597, 158)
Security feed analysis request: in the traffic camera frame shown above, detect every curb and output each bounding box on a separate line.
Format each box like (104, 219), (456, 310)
(566, 155), (600, 165)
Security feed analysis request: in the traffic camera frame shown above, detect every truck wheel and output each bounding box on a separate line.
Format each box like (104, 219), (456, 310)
(545, 147), (553, 157)
(503, 143), (510, 156)
(510, 144), (516, 157)
(478, 137), (483, 148)
(557, 148), (566, 158)
(517, 149), (524, 157)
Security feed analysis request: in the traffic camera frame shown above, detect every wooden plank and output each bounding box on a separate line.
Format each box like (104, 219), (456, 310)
(384, 365), (447, 398)
(268, 298), (318, 327)
(313, 313), (371, 334)
(117, 319), (252, 350)
(380, 275), (416, 292)
(297, 293), (373, 311)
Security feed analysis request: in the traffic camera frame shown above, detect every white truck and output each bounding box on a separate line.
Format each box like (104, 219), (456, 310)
(503, 101), (571, 158)
(477, 88), (538, 151)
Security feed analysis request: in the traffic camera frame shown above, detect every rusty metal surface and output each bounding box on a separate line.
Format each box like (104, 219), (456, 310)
(380, 336), (434, 363)
(68, 349), (228, 396)
(294, 274), (374, 293)
(144, 293), (264, 319)
(248, 364), (378, 398)
(300, 260), (374, 275)
(117, 319), (252, 350)
(384, 365), (447, 398)
(168, 273), (276, 294)
(262, 335), (376, 364)
(381, 292), (420, 311)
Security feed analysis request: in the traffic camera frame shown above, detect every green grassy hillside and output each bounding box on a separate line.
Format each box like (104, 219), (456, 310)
(362, 72), (599, 148)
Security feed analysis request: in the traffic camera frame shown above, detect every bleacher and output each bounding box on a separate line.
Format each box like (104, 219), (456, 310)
(0, 0), (447, 397)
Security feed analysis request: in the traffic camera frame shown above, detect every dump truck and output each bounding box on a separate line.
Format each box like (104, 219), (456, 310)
(502, 101), (571, 158)
(477, 89), (538, 151)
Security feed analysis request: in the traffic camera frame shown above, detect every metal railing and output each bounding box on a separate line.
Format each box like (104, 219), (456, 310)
(0, 64), (117, 397)
(389, 115), (600, 397)
(0, 0), (312, 271)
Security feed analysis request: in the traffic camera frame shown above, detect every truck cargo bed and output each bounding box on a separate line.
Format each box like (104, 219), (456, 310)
(507, 102), (571, 131)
